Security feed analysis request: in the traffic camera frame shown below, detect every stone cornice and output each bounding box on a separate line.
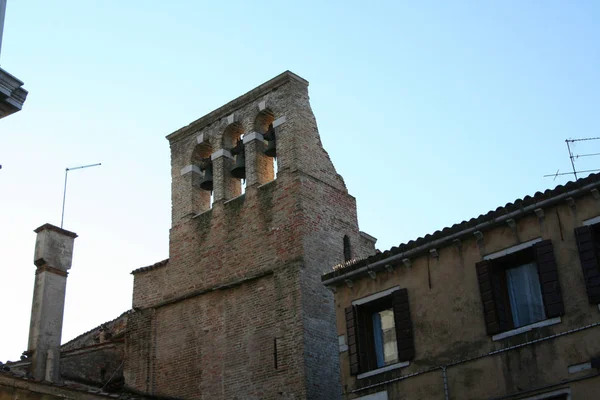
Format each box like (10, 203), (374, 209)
(166, 70), (308, 143)
(34, 223), (78, 238)
(34, 264), (69, 277)
(0, 66), (28, 118)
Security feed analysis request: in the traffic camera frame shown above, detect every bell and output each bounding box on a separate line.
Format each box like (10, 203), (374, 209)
(230, 152), (246, 179)
(199, 163), (213, 191)
(264, 138), (276, 158)
(264, 125), (276, 158)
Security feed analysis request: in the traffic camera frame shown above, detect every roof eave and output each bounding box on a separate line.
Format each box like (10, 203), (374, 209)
(322, 176), (600, 286)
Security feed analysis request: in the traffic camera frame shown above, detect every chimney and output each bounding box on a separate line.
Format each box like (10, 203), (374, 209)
(27, 223), (77, 382)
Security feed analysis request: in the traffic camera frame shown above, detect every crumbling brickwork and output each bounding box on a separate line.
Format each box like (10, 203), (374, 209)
(125, 72), (375, 399)
(60, 312), (128, 388)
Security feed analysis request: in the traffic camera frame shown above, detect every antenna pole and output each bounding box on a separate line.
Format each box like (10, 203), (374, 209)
(60, 163), (101, 229)
(60, 168), (69, 229)
(566, 140), (578, 180)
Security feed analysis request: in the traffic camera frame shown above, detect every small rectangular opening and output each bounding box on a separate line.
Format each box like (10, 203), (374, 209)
(273, 337), (278, 369)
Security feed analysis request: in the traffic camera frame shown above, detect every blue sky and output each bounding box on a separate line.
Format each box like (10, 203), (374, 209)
(1, 1), (599, 360)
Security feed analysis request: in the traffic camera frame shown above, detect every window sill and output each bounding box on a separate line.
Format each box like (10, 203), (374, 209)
(492, 317), (561, 341)
(223, 193), (246, 204)
(192, 208), (213, 219)
(357, 361), (410, 380)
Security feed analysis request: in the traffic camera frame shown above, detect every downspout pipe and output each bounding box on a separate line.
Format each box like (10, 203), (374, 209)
(324, 179), (600, 287)
(441, 366), (449, 400)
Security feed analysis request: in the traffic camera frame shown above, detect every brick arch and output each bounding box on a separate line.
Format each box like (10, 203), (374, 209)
(254, 109), (275, 134)
(253, 109), (276, 184)
(222, 122), (244, 150)
(191, 142), (212, 164)
(190, 141), (214, 213)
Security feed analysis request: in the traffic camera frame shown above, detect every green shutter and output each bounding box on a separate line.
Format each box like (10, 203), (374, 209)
(533, 240), (564, 317)
(575, 226), (600, 304)
(393, 288), (415, 361)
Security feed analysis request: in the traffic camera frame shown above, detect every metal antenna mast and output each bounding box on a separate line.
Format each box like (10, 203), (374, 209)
(61, 163), (101, 228)
(565, 139), (578, 180)
(544, 137), (600, 180)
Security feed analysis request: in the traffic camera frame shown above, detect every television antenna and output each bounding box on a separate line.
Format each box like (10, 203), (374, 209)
(61, 163), (101, 228)
(543, 138), (600, 180)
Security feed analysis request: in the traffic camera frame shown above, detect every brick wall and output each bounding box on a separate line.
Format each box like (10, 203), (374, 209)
(126, 72), (372, 399)
(61, 344), (124, 388)
(59, 312), (128, 388)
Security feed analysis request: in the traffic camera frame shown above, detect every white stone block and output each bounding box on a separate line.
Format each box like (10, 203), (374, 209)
(196, 133), (207, 144)
(273, 115), (287, 128)
(180, 165), (201, 175)
(211, 149), (233, 160)
(243, 131), (264, 144)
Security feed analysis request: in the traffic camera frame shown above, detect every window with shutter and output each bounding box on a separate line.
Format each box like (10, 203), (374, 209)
(574, 224), (600, 304)
(345, 288), (415, 377)
(475, 240), (564, 337)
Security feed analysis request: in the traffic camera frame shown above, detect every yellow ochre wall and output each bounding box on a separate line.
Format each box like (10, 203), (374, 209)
(333, 194), (600, 399)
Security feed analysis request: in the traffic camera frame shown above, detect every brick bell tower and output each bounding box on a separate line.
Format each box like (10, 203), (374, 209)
(125, 71), (376, 400)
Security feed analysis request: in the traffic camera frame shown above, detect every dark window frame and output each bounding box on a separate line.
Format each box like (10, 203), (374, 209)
(345, 288), (415, 376)
(575, 222), (600, 304)
(476, 240), (564, 336)
(356, 296), (395, 372)
(492, 247), (541, 331)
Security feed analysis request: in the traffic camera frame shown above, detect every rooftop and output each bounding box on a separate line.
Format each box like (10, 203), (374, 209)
(131, 259), (169, 275)
(323, 173), (600, 285)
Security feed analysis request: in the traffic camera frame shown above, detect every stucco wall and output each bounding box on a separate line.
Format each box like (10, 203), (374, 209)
(332, 193), (600, 399)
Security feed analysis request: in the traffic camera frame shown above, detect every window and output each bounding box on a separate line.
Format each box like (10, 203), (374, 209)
(345, 288), (414, 377)
(355, 391), (388, 400)
(476, 239), (564, 336)
(519, 388), (570, 400)
(343, 235), (352, 262)
(574, 222), (600, 304)
(505, 262), (546, 327)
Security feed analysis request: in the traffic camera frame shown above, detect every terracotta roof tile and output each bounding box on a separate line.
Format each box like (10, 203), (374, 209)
(60, 310), (130, 350)
(323, 173), (600, 282)
(130, 259), (169, 275)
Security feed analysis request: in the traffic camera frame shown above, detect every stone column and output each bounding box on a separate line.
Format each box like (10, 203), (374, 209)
(179, 165), (210, 216)
(211, 149), (239, 202)
(243, 131), (271, 187)
(28, 223), (77, 382)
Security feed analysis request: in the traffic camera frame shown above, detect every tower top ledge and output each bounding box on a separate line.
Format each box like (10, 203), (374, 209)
(34, 223), (78, 239)
(166, 70), (308, 143)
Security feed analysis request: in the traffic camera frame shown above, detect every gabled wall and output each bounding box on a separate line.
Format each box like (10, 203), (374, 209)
(126, 72), (375, 400)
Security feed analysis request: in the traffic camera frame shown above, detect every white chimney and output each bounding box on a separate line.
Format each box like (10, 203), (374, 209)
(27, 223), (77, 382)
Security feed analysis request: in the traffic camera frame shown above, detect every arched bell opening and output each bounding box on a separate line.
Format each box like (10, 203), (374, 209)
(254, 110), (276, 183)
(222, 123), (245, 198)
(191, 142), (214, 212)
